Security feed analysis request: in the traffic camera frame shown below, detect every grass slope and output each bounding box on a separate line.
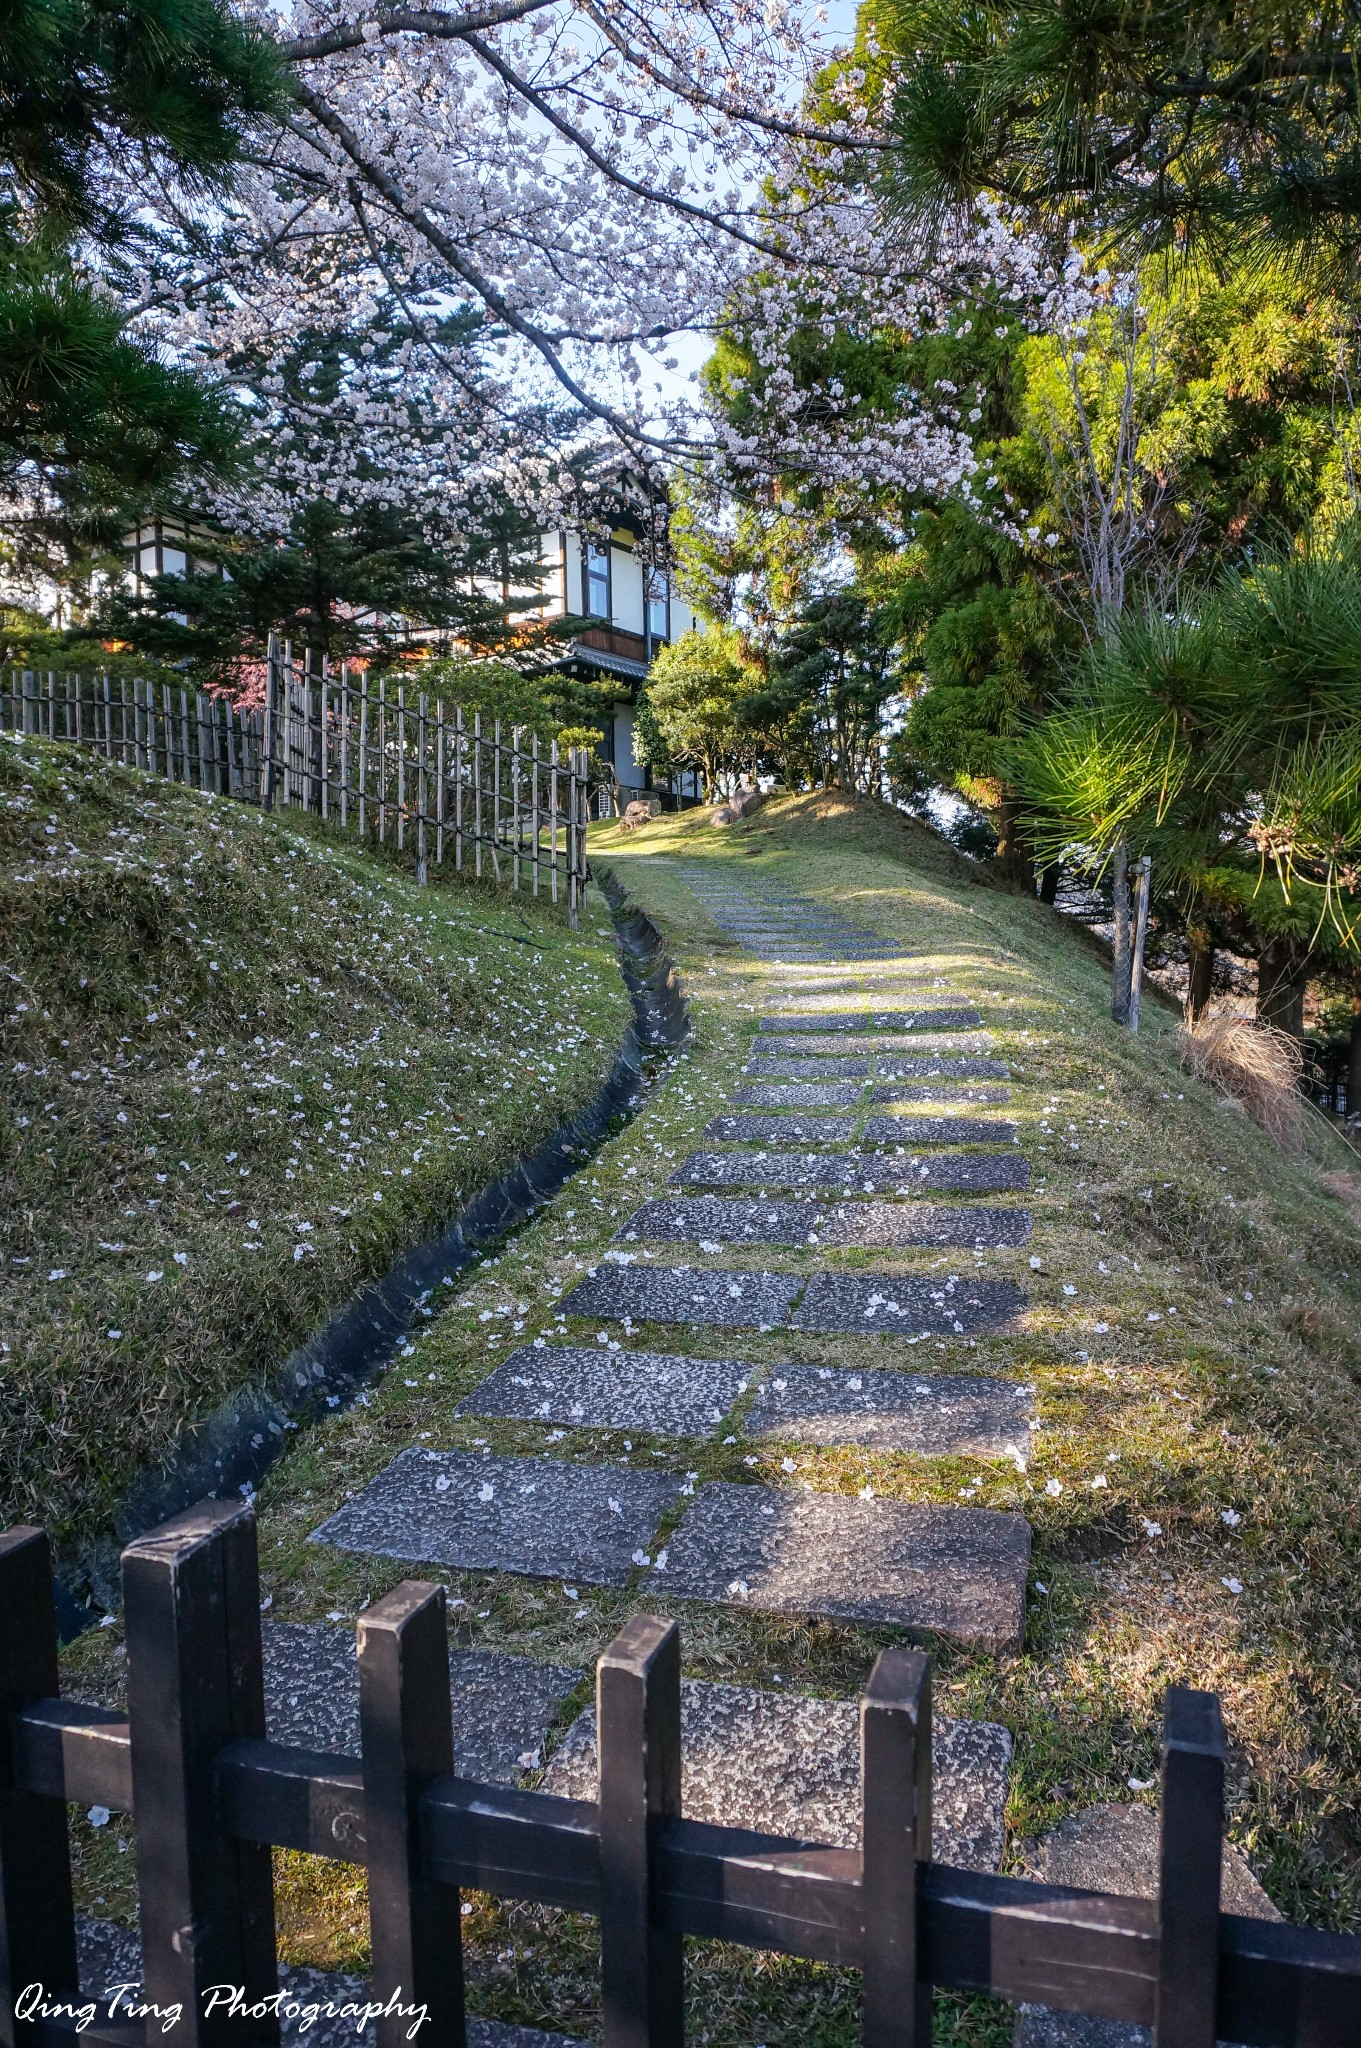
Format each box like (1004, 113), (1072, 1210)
(1, 733), (630, 1571)
(60, 790), (1361, 2045)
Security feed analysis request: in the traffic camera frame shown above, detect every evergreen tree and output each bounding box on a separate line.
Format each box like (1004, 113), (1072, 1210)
(1, 0), (282, 559)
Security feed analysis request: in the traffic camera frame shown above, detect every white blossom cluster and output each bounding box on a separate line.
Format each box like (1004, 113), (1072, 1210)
(94, 3), (1122, 546)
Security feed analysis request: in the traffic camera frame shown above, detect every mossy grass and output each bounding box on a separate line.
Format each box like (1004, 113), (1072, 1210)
(1, 732), (629, 1566)
(57, 787), (1361, 2043)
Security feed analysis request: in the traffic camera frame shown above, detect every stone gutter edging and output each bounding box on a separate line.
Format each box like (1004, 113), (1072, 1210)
(58, 877), (690, 1628)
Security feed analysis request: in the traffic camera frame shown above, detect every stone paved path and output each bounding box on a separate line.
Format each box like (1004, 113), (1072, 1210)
(302, 853), (1037, 1956)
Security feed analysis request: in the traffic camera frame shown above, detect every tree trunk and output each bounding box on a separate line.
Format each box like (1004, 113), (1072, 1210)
(1186, 928), (1215, 1022)
(994, 791), (1034, 888)
(1255, 937), (1310, 1038)
(1110, 841), (1131, 1025)
(1037, 862), (1061, 905)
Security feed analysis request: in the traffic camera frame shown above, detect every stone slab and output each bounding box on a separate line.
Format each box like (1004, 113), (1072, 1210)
(654, 1483), (1031, 1651)
(673, 1148), (1031, 1193)
(731, 1082), (864, 1107)
(261, 1621), (579, 1778)
(745, 1366), (1032, 1455)
(309, 1449), (681, 1585)
(1012, 1802), (1279, 2048)
(542, 1678), (1012, 1870)
(703, 1112), (859, 1145)
(76, 1919), (573, 2048)
(458, 1343), (752, 1435)
(754, 1031), (995, 1056)
(861, 1115), (1019, 1146)
(619, 1195), (1032, 1251)
(761, 1007), (982, 1032)
(874, 1056), (1010, 1079)
(559, 1262), (803, 1328)
(791, 1272), (1026, 1336)
(868, 1082), (1012, 1105)
(745, 1054), (871, 1079)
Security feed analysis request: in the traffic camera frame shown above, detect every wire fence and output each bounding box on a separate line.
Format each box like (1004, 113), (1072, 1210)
(1, 638), (592, 924)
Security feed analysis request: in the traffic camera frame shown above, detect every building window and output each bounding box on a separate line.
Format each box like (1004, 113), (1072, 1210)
(647, 569), (670, 642)
(585, 543), (610, 619)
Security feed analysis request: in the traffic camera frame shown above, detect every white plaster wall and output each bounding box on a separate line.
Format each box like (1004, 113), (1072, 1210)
(613, 702), (646, 787)
(610, 546), (645, 632)
(563, 533), (583, 613)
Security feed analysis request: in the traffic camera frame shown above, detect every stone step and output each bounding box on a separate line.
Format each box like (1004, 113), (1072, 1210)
(459, 1343), (752, 1436)
(617, 1194), (1032, 1251)
(703, 1111), (860, 1144)
(747, 1053), (1011, 1082)
(542, 1676), (1012, 1870)
(753, 1030), (995, 1056)
(653, 1482), (1030, 1651)
(559, 1262), (1027, 1337)
(791, 1271), (1026, 1336)
(560, 1261), (802, 1328)
(746, 1054), (871, 1078)
(310, 1448), (681, 1584)
(745, 1364), (1032, 1455)
(701, 1111), (1020, 1147)
(261, 1620), (579, 1778)
(862, 1114), (1020, 1146)
(457, 1343), (1031, 1456)
(760, 1007), (982, 1032)
(733, 1081), (1012, 1109)
(672, 1148), (1031, 1193)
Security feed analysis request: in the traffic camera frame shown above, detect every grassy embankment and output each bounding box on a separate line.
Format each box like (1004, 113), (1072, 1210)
(1, 731), (630, 1576)
(61, 789), (1361, 2046)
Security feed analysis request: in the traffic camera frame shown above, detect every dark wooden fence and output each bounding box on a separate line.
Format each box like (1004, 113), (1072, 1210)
(1, 1502), (1357, 2048)
(0, 645), (591, 925)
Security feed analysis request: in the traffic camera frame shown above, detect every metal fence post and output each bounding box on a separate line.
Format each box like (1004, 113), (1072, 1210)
(860, 1647), (931, 2048)
(1155, 1687), (1225, 2048)
(122, 1500), (280, 2048)
(0, 1529), (78, 2048)
(597, 1615), (684, 2048)
(357, 1580), (465, 2048)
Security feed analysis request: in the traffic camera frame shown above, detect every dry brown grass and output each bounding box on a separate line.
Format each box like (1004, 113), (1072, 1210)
(1178, 1005), (1307, 1149)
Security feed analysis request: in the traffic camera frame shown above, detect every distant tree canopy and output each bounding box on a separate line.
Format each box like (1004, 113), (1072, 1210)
(634, 628), (764, 799)
(878, 0), (1361, 286)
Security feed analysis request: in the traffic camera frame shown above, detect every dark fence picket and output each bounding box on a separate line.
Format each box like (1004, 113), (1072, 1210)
(597, 1615), (685, 2048)
(860, 1647), (932, 2048)
(357, 1581), (466, 2048)
(121, 1501), (280, 2048)
(1156, 1689), (1226, 2048)
(1, 1504), (1360, 2048)
(0, 1529), (79, 2048)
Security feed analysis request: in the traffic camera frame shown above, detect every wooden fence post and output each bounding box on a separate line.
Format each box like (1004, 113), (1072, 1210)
(339, 663), (350, 831)
(435, 700), (446, 866)
(358, 670), (370, 839)
(262, 640), (279, 811)
(597, 1614), (684, 2048)
(357, 1581), (465, 2048)
(122, 1500), (280, 2048)
(397, 685), (407, 853)
(454, 706), (464, 870)
(416, 691), (428, 885)
(1155, 1687), (1225, 2048)
(0, 1528), (79, 2048)
(860, 1647), (931, 2048)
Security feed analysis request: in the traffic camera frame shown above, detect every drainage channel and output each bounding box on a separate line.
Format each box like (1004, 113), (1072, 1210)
(57, 875), (689, 1630)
